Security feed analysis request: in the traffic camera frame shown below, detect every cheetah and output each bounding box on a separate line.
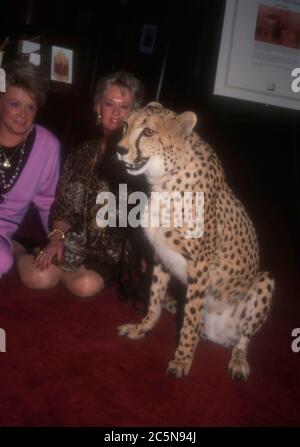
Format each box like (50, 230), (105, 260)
(116, 102), (274, 380)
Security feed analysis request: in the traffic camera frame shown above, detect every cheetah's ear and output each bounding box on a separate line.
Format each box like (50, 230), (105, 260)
(146, 101), (163, 108)
(171, 111), (197, 137)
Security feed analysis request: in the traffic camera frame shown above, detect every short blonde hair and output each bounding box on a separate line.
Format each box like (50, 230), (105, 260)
(94, 71), (144, 110)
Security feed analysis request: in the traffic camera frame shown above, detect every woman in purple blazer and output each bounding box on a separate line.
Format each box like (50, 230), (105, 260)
(0, 60), (60, 279)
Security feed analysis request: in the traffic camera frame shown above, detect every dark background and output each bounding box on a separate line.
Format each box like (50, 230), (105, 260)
(1, 0), (300, 265)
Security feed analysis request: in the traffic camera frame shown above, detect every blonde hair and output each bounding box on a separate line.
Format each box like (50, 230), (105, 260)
(94, 71), (144, 110)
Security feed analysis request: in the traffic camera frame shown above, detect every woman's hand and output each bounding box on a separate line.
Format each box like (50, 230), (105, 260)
(34, 240), (64, 270)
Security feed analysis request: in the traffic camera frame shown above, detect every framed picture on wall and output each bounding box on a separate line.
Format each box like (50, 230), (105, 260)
(50, 45), (73, 84)
(139, 24), (157, 54)
(214, 0), (300, 111)
(18, 39), (41, 66)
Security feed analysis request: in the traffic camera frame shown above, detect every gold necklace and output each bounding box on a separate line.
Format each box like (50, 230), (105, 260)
(0, 138), (27, 190)
(0, 127), (34, 204)
(0, 144), (22, 169)
(0, 126), (34, 171)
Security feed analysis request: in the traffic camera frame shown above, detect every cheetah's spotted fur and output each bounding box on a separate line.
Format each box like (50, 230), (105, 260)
(117, 103), (274, 380)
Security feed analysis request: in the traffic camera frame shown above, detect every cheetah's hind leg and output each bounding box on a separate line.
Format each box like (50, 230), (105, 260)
(228, 272), (274, 381)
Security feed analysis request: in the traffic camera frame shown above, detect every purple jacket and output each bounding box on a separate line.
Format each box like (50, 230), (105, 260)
(0, 124), (60, 250)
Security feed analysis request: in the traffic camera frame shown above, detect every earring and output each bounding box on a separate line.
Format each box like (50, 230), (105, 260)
(96, 114), (102, 126)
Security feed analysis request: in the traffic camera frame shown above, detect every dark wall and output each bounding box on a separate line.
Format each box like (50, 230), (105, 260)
(1, 0), (225, 146)
(1, 0), (300, 262)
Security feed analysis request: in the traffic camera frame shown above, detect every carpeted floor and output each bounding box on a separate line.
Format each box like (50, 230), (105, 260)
(0, 201), (299, 426)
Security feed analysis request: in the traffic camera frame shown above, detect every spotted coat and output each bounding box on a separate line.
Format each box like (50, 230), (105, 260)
(117, 103), (274, 380)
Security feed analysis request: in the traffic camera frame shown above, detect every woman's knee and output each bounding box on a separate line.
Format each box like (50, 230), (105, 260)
(18, 255), (61, 289)
(63, 271), (105, 297)
(0, 243), (14, 276)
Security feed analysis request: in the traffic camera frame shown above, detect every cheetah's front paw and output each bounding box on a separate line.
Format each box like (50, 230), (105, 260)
(167, 358), (192, 378)
(228, 357), (250, 381)
(117, 324), (145, 339)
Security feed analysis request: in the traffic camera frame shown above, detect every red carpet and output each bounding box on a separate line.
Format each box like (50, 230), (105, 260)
(0, 215), (300, 427)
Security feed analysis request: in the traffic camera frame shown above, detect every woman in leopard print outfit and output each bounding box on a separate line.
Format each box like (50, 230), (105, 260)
(17, 71), (145, 297)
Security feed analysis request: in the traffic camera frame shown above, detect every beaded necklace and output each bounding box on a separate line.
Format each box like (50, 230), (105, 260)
(0, 127), (33, 204)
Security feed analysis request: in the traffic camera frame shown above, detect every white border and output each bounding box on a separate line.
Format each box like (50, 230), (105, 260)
(214, 0), (300, 111)
(50, 45), (73, 84)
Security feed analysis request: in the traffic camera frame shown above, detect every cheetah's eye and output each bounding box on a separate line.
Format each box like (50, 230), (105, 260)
(142, 127), (154, 137)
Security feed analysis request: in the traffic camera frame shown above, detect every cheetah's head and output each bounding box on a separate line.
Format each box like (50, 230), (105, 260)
(116, 102), (197, 183)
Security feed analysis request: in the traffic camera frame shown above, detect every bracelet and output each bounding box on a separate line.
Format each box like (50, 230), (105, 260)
(47, 228), (65, 241)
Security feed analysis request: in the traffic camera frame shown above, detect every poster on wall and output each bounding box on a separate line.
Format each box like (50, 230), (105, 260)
(139, 24), (157, 54)
(214, 0), (300, 111)
(18, 39), (41, 66)
(50, 45), (73, 84)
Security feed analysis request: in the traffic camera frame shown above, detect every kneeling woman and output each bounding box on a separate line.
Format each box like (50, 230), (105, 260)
(17, 71), (145, 297)
(0, 60), (60, 280)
